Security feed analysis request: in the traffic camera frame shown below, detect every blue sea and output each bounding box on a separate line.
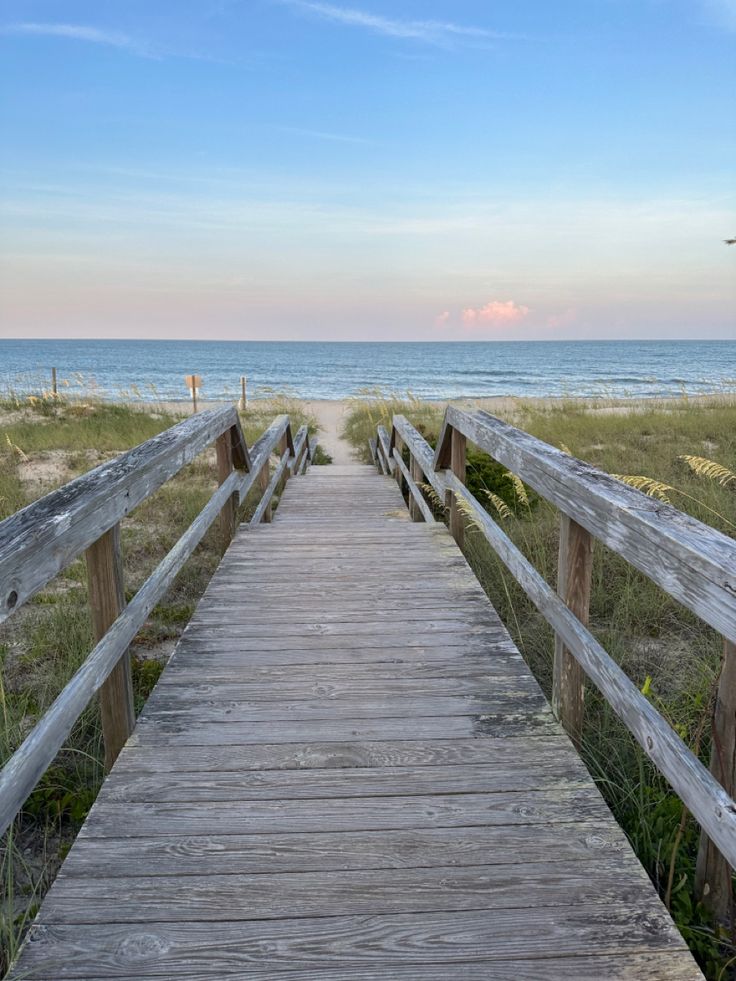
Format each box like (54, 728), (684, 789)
(0, 339), (734, 401)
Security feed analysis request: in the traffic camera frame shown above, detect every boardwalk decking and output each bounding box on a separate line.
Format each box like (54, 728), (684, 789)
(12, 464), (702, 979)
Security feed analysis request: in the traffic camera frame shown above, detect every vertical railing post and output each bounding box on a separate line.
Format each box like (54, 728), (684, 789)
(409, 455), (422, 521)
(448, 427), (466, 548)
(279, 432), (290, 489)
(695, 637), (736, 926)
(259, 457), (272, 523)
(216, 428), (237, 547)
(394, 433), (404, 492)
(552, 514), (593, 749)
(85, 524), (134, 770)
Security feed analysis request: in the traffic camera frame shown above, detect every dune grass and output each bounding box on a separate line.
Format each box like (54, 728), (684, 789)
(343, 392), (736, 979)
(0, 391), (317, 973)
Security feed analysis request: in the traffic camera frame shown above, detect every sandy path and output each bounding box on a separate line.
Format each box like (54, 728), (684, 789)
(302, 400), (355, 465)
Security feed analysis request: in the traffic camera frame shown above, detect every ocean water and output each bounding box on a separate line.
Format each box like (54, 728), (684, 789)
(0, 339), (734, 401)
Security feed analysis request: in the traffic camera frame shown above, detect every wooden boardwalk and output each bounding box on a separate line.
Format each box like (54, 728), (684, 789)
(13, 464), (702, 979)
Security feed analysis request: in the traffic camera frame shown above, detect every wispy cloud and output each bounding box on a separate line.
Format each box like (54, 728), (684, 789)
(285, 2), (514, 45)
(1, 22), (155, 57)
(700, 0), (736, 30)
(275, 125), (374, 145)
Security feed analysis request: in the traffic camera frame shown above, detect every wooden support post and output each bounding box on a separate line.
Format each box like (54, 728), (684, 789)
(258, 459), (272, 523)
(695, 638), (736, 926)
(85, 524), (134, 770)
(239, 376), (247, 411)
(409, 456), (423, 521)
(448, 428), (466, 548)
(394, 435), (405, 492)
(552, 514), (593, 749)
(278, 433), (290, 490)
(51, 367), (57, 397)
(216, 429), (237, 547)
(192, 383), (198, 414)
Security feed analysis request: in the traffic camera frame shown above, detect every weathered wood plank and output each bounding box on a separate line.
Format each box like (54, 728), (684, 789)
(57, 822), (628, 877)
(79, 787), (611, 838)
(132, 712), (560, 745)
(101, 758), (587, 804)
(39, 861), (655, 924)
(10, 952), (702, 981)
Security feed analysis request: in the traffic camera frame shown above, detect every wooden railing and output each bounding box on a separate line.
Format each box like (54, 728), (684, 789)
(372, 405), (736, 923)
(0, 408), (315, 836)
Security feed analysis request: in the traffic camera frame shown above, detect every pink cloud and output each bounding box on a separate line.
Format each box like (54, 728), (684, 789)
(435, 310), (450, 328)
(461, 299), (530, 327)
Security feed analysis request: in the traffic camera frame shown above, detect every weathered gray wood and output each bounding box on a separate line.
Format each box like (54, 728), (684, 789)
(0, 469), (241, 837)
(552, 515), (593, 748)
(38, 862), (658, 924)
(249, 451), (291, 527)
(85, 524), (134, 770)
(442, 468), (736, 871)
(0, 406), (244, 620)
(101, 760), (588, 804)
(440, 406), (736, 646)
(376, 424), (396, 474)
(695, 636), (736, 923)
(113, 735), (570, 774)
(57, 822), (627, 878)
(288, 425), (309, 475)
(9, 952), (702, 981)
(392, 448), (435, 523)
(8, 459), (702, 980)
(449, 426), (467, 547)
(215, 428), (237, 546)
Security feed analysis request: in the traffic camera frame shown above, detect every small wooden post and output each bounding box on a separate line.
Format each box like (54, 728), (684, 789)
(239, 376), (247, 411)
(278, 433), (290, 491)
(51, 367), (57, 397)
(258, 459), (272, 523)
(695, 638), (736, 926)
(449, 428), (466, 548)
(85, 524), (134, 770)
(552, 514), (593, 749)
(216, 429), (237, 547)
(394, 435), (405, 492)
(409, 456), (423, 521)
(185, 375), (201, 414)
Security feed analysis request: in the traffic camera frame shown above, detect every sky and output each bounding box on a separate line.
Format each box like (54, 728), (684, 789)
(0, 0), (734, 341)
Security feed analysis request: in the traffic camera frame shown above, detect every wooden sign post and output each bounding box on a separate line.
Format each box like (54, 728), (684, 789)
(51, 367), (57, 397)
(185, 374), (202, 413)
(239, 375), (247, 411)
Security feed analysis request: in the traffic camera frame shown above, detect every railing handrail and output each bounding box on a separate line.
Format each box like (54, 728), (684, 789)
(435, 406), (736, 645)
(380, 406), (736, 889)
(0, 406), (248, 622)
(0, 408), (311, 837)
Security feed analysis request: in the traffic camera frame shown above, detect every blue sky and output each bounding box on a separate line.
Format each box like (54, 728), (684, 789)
(1, 0), (734, 340)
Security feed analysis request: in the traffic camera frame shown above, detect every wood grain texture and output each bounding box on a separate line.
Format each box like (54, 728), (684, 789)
(552, 514), (593, 748)
(84, 524), (134, 770)
(8, 460), (702, 980)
